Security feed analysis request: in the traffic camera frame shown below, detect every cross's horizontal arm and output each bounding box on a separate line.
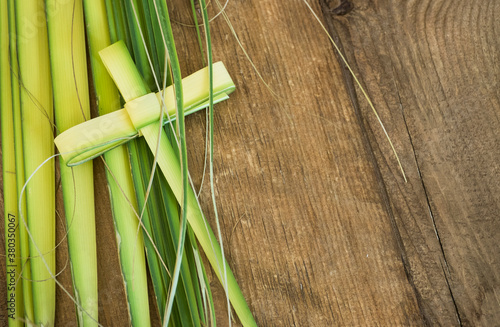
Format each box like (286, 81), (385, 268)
(54, 61), (235, 166)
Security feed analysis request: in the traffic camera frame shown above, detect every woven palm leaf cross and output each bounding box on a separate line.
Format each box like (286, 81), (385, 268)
(55, 41), (234, 166)
(54, 41), (257, 326)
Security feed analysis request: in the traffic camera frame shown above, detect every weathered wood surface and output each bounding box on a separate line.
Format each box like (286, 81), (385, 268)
(1, 0), (499, 325)
(320, 0), (500, 325)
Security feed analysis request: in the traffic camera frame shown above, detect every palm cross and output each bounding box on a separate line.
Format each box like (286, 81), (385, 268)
(54, 41), (255, 326)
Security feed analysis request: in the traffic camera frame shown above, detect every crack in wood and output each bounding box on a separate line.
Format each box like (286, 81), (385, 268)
(320, 0), (490, 322)
(441, 263), (463, 326)
(319, 1), (429, 324)
(395, 76), (463, 326)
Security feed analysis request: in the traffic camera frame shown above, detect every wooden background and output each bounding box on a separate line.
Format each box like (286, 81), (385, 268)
(1, 0), (499, 325)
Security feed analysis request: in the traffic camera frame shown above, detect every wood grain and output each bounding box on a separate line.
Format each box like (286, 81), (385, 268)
(173, 0), (421, 325)
(321, 0), (500, 325)
(1, 0), (497, 325)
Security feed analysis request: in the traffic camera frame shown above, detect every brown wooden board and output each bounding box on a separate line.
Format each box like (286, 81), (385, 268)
(1, 0), (498, 325)
(320, 0), (500, 325)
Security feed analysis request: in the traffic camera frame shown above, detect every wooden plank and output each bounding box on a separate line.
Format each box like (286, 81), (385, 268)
(320, 0), (500, 325)
(175, 0), (422, 325)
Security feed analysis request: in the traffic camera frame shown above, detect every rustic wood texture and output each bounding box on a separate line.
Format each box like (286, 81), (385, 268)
(1, 0), (498, 325)
(320, 0), (500, 325)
